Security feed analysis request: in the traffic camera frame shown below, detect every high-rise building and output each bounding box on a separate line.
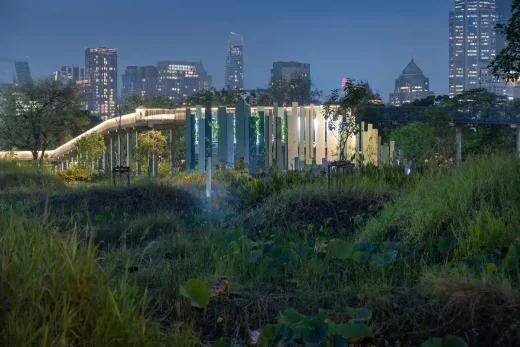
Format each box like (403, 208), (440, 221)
(85, 47), (117, 118)
(496, 0), (513, 52)
(122, 66), (141, 101)
(54, 65), (85, 84)
(122, 65), (159, 101)
(449, 0), (497, 97)
(138, 66), (158, 96)
(13, 61), (32, 84)
(389, 59), (435, 106)
(271, 61), (310, 82)
(157, 61), (212, 101)
(225, 32), (244, 89)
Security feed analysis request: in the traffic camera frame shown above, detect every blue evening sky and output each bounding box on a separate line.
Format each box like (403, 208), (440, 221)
(1, 0), (454, 100)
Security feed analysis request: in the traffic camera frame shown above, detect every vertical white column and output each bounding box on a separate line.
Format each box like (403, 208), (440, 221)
(197, 105), (205, 173)
(288, 102), (299, 170)
(299, 106), (305, 164)
(315, 106), (326, 165)
(306, 107), (313, 165)
(135, 131), (141, 175)
(371, 127), (379, 166)
(268, 108), (274, 168)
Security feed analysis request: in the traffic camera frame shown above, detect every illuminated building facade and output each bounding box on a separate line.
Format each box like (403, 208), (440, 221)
(54, 65), (85, 84)
(225, 32), (244, 89)
(271, 61), (310, 82)
(157, 61), (212, 101)
(389, 59), (434, 106)
(449, 0), (497, 97)
(85, 47), (117, 118)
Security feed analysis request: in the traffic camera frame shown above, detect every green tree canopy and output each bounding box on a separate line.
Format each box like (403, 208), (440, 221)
(134, 130), (166, 165)
(322, 79), (380, 161)
(76, 133), (106, 167)
(0, 78), (88, 160)
(491, 0), (520, 81)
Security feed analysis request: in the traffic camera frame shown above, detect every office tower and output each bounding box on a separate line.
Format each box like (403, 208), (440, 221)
(138, 66), (158, 96)
(13, 61), (32, 84)
(271, 61), (310, 82)
(54, 65), (85, 84)
(85, 47), (117, 118)
(449, 0), (497, 96)
(225, 32), (244, 89)
(496, 0), (513, 52)
(122, 66), (141, 101)
(122, 65), (158, 101)
(389, 59), (435, 106)
(157, 61), (212, 101)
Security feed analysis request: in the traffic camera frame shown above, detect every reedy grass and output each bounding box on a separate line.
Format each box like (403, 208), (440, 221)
(0, 209), (199, 346)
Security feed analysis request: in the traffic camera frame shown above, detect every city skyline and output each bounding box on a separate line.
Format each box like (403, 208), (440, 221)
(3, 0), (456, 101)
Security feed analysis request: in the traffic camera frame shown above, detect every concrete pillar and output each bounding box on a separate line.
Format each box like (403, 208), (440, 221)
(299, 106), (306, 165)
(109, 136), (114, 172)
(206, 157), (212, 197)
(315, 106), (326, 166)
(264, 108), (272, 170)
(257, 107), (265, 170)
(267, 108), (274, 168)
(135, 131), (141, 175)
(204, 103), (213, 160)
(217, 106), (227, 169)
(61, 161), (64, 171)
(235, 100), (247, 166)
(197, 105), (205, 173)
(169, 128), (176, 174)
(288, 103), (299, 170)
(185, 108), (195, 173)
(117, 133), (122, 167)
(275, 116), (283, 170)
(126, 132), (132, 168)
(306, 107), (313, 165)
(244, 102), (251, 169)
(226, 111), (234, 169)
(249, 114), (257, 174)
(455, 126), (462, 165)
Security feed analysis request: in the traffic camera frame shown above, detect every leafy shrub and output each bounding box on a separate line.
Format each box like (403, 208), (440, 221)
(56, 166), (95, 182)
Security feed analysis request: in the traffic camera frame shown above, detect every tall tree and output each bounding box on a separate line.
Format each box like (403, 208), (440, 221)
(322, 79), (379, 161)
(491, 0), (520, 81)
(0, 78), (87, 160)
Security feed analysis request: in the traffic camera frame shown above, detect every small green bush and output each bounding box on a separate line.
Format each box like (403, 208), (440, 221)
(56, 166), (95, 182)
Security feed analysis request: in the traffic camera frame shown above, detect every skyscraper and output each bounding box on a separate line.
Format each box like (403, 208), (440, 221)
(157, 61), (212, 101)
(271, 61), (310, 82)
(54, 65), (85, 84)
(85, 47), (117, 118)
(13, 61), (32, 84)
(139, 66), (158, 96)
(496, 0), (513, 52)
(389, 59), (435, 106)
(225, 32), (244, 89)
(122, 66), (141, 101)
(449, 0), (497, 96)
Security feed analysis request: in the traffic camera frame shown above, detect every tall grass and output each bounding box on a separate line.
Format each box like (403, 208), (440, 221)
(0, 209), (199, 346)
(359, 154), (520, 256)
